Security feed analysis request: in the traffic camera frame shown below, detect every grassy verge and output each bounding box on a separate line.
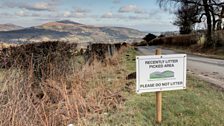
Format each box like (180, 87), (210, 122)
(101, 47), (224, 125)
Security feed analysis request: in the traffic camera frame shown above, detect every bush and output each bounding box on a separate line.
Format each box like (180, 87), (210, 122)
(149, 34), (198, 47)
(0, 42), (128, 125)
(84, 43), (127, 64)
(0, 41), (77, 79)
(143, 33), (157, 42)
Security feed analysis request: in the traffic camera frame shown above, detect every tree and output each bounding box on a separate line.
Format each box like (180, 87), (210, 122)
(216, 6), (224, 30)
(143, 33), (157, 42)
(157, 0), (224, 48)
(173, 3), (201, 34)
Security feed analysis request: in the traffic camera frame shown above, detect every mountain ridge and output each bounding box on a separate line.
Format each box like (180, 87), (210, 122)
(0, 24), (23, 31)
(0, 20), (146, 44)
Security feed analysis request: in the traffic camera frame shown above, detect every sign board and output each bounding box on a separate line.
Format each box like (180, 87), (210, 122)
(136, 54), (187, 93)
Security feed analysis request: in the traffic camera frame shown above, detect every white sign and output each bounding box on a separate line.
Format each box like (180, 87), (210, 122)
(136, 54), (187, 93)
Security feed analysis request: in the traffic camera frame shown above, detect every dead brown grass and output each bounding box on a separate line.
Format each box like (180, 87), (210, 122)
(0, 43), (128, 126)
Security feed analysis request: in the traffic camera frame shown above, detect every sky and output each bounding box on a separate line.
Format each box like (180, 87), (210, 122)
(0, 0), (178, 32)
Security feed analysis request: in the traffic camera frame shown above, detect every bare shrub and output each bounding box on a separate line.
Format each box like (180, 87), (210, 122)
(0, 42), (127, 126)
(84, 43), (128, 65)
(213, 30), (224, 48)
(149, 34), (198, 47)
(0, 41), (77, 80)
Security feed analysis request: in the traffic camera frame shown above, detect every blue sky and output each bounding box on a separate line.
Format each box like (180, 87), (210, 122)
(0, 0), (178, 32)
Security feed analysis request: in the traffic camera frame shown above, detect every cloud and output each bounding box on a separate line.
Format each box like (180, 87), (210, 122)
(15, 10), (28, 16)
(3, 2), (56, 11)
(101, 12), (150, 20)
(52, 10), (87, 18)
(57, 7), (91, 18)
(119, 5), (145, 14)
(31, 13), (42, 17)
(101, 12), (125, 18)
(63, 11), (71, 17)
(128, 15), (149, 20)
(101, 12), (113, 18)
(26, 2), (55, 11)
(71, 12), (86, 18)
(14, 11), (45, 18)
(0, 12), (13, 17)
(74, 8), (90, 13)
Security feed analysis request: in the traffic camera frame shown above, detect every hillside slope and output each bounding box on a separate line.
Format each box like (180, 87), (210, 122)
(0, 24), (23, 31)
(0, 20), (146, 44)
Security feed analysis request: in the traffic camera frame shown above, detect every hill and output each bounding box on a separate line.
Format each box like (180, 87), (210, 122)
(0, 20), (146, 44)
(0, 24), (23, 31)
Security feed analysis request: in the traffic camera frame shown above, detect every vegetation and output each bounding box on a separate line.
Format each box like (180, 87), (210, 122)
(149, 34), (198, 46)
(173, 3), (201, 34)
(143, 33), (157, 42)
(157, 0), (224, 48)
(0, 42), (128, 125)
(148, 30), (224, 59)
(110, 75), (224, 125)
(0, 43), (224, 125)
(100, 47), (224, 126)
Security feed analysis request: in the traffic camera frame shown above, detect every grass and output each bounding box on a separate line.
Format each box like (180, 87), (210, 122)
(118, 75), (224, 126)
(100, 47), (224, 126)
(0, 69), (6, 92)
(0, 69), (4, 82)
(122, 47), (136, 72)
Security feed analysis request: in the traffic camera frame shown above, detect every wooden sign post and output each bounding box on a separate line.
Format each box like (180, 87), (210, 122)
(136, 48), (187, 125)
(155, 49), (162, 124)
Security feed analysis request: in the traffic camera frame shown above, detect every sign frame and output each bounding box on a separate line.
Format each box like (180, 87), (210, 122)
(136, 54), (187, 94)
